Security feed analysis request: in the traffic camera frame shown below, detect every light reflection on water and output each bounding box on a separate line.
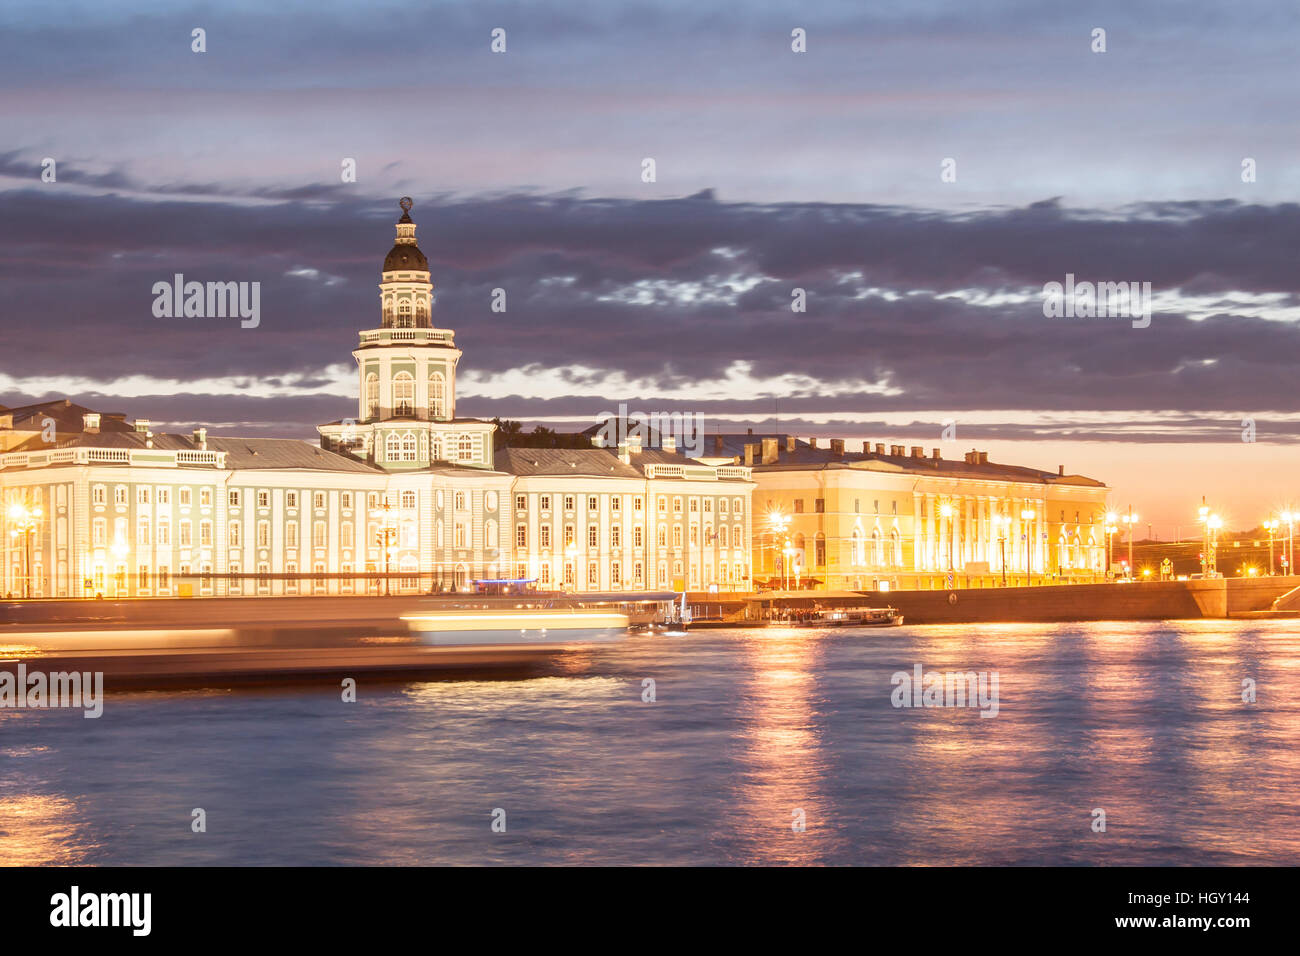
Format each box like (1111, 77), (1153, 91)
(1, 620), (1298, 865)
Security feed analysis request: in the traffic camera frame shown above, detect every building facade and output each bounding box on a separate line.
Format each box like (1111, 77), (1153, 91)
(716, 435), (1110, 590)
(0, 201), (753, 598)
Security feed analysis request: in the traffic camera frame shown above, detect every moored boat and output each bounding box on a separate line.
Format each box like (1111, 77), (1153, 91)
(767, 607), (904, 628)
(401, 608), (629, 646)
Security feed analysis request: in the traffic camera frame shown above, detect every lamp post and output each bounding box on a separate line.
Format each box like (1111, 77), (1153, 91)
(370, 499), (397, 596)
(768, 511), (790, 590)
(1020, 507), (1035, 586)
(1206, 513), (1222, 578)
(1264, 519), (1278, 576)
(994, 514), (1009, 587)
(1122, 506), (1139, 582)
(939, 502), (955, 574)
(1283, 511), (1296, 578)
(1104, 511), (1118, 581)
(7, 502), (42, 599)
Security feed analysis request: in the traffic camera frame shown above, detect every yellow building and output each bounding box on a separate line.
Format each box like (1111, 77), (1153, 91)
(710, 435), (1110, 590)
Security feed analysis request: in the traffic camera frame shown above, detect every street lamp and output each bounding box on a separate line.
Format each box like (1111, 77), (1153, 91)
(994, 513), (1010, 587)
(1282, 511), (1296, 578)
(1020, 507), (1036, 585)
(1122, 506), (1139, 582)
(1264, 519), (1279, 576)
(7, 501), (42, 599)
(370, 499), (397, 596)
(768, 510), (790, 589)
(1206, 513), (1222, 578)
(939, 501), (955, 573)
(1104, 511), (1118, 581)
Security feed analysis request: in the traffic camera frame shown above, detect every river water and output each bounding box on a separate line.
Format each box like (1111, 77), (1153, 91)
(3, 620), (1298, 865)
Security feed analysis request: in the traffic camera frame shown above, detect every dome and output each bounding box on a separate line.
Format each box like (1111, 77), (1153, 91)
(383, 244), (428, 272)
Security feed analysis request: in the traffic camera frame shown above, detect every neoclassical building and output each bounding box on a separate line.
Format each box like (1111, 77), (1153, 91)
(0, 200), (753, 599)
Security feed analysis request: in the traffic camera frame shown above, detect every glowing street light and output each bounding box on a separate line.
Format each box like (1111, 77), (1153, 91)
(7, 501), (42, 599)
(993, 513), (1011, 587)
(1264, 519), (1279, 575)
(1121, 506), (1139, 582)
(1282, 511), (1296, 577)
(370, 499), (398, 596)
(1019, 507), (1035, 585)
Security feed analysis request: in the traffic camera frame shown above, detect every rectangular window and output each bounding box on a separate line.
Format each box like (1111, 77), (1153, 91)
(138, 487), (150, 505)
(287, 492), (298, 508)
(158, 488), (169, 505)
(200, 488), (212, 507)
(258, 490), (269, 508)
(540, 526), (551, 549)
(179, 488), (191, 507)
(315, 492), (326, 510)
(199, 521), (212, 547)
(342, 492), (352, 510)
(229, 490), (241, 508)
(564, 496), (575, 512)
(115, 486), (127, 505)
(286, 523), (298, 548)
(455, 491), (466, 511)
(794, 500), (804, 514)
(137, 566), (149, 589)
(587, 496), (598, 511)
(516, 525), (527, 548)
(540, 495), (551, 511)
(179, 521), (192, 547)
(611, 526), (621, 548)
(815, 498), (825, 514)
(516, 495), (527, 511)
(157, 522), (170, 546)
(588, 525), (598, 548)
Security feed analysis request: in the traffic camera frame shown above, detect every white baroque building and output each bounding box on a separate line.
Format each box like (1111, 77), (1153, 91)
(0, 200), (754, 599)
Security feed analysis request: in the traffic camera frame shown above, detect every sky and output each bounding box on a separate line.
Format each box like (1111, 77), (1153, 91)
(1, 0), (1298, 536)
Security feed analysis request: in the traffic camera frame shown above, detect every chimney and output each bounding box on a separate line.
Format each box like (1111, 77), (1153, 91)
(744, 443), (756, 466)
(628, 433), (643, 454)
(145, 430), (154, 449)
(890, 444), (904, 456)
(910, 446), (923, 458)
(617, 442), (631, 465)
(82, 412), (100, 433)
(785, 435), (795, 453)
(662, 435), (677, 453)
(714, 435), (724, 454)
(831, 438), (845, 457)
(193, 427), (207, 450)
(809, 437), (818, 449)
(133, 418), (151, 433)
(875, 443), (885, 455)
(747, 428), (753, 435)
(978, 451), (988, 464)
(1058, 464), (1065, 476)
(761, 437), (778, 464)
(931, 448), (941, 460)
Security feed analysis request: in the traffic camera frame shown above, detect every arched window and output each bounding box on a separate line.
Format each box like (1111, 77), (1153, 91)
(393, 372), (414, 416)
(365, 373), (379, 419)
(400, 431), (417, 461)
(429, 371), (446, 419)
(396, 299), (412, 328)
(415, 299), (428, 325)
(385, 432), (401, 461)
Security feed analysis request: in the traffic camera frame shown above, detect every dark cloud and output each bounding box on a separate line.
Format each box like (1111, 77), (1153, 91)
(1, 184), (1298, 441)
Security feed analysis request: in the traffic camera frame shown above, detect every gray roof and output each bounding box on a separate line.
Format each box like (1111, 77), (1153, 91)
(710, 434), (1105, 487)
(9, 429), (382, 474)
(497, 447), (642, 479)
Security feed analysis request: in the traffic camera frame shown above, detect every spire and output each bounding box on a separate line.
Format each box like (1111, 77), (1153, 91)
(384, 196), (428, 271)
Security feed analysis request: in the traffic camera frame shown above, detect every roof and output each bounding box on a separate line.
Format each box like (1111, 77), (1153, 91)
(0, 398), (134, 434)
(710, 433), (1105, 487)
(383, 244), (428, 272)
(496, 447), (643, 479)
(7, 429), (382, 474)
